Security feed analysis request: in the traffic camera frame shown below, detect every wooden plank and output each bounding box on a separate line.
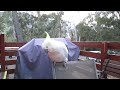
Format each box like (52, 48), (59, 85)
(103, 63), (120, 70)
(7, 69), (15, 74)
(108, 42), (120, 49)
(5, 60), (17, 65)
(102, 56), (120, 78)
(72, 41), (103, 48)
(0, 34), (5, 72)
(96, 63), (101, 70)
(104, 60), (120, 65)
(108, 55), (120, 61)
(80, 50), (102, 59)
(89, 51), (101, 53)
(103, 59), (120, 71)
(5, 51), (18, 56)
(105, 71), (120, 78)
(5, 50), (18, 52)
(5, 42), (26, 47)
(5, 47), (19, 50)
(104, 67), (120, 74)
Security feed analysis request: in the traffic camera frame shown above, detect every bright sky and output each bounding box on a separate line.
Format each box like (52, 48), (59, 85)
(0, 11), (96, 26)
(61, 11), (95, 25)
(23, 11), (96, 26)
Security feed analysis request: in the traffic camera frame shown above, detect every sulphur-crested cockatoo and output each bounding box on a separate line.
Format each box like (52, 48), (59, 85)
(41, 31), (68, 67)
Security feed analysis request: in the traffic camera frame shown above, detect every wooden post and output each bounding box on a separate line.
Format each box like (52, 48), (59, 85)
(0, 34), (6, 72)
(101, 42), (108, 71)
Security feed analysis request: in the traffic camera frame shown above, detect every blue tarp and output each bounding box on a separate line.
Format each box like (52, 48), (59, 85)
(15, 38), (80, 79)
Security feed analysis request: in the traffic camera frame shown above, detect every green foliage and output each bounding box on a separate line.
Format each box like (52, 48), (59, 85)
(0, 16), (5, 33)
(0, 12), (6, 33)
(1, 11), (73, 42)
(76, 11), (120, 41)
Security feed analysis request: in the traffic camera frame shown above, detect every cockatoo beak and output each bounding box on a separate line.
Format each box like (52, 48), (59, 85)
(44, 48), (48, 53)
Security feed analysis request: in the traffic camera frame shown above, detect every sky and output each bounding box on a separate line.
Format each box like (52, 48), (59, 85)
(0, 11), (96, 26)
(61, 11), (95, 25)
(21, 11), (96, 26)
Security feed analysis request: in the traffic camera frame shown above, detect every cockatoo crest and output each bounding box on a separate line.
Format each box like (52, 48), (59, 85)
(42, 31), (52, 50)
(45, 31), (50, 38)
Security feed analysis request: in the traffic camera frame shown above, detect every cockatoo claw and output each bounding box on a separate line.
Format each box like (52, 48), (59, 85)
(53, 61), (56, 67)
(63, 61), (67, 68)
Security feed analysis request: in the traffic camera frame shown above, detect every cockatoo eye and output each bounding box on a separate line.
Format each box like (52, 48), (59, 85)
(44, 46), (48, 53)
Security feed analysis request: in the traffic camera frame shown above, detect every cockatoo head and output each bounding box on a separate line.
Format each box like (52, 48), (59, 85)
(41, 31), (53, 52)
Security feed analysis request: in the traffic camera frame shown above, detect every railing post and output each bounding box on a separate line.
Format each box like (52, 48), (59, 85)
(101, 42), (108, 71)
(0, 34), (6, 72)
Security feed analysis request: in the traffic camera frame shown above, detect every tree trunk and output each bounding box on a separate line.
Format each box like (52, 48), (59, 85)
(74, 28), (78, 41)
(37, 11), (41, 18)
(58, 16), (61, 38)
(12, 11), (24, 42)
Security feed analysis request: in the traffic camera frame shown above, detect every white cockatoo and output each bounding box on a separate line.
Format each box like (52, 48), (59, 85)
(41, 31), (68, 67)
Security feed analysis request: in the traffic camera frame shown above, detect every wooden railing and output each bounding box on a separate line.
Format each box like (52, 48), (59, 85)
(0, 34), (120, 78)
(4, 42), (26, 75)
(0, 34), (26, 77)
(73, 41), (104, 70)
(73, 41), (120, 78)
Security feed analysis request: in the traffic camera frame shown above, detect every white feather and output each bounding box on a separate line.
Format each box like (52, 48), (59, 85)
(42, 37), (68, 63)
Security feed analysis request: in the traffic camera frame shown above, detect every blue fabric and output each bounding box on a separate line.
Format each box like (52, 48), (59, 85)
(15, 38), (80, 79)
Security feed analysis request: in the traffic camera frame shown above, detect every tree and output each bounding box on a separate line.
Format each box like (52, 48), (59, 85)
(76, 20), (96, 41)
(76, 11), (120, 41)
(94, 11), (120, 41)
(1, 11), (75, 42)
(0, 12), (5, 33)
(37, 11), (41, 17)
(0, 11), (16, 42)
(12, 11), (24, 42)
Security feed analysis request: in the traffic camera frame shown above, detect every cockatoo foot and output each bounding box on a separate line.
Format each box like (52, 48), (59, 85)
(63, 61), (67, 68)
(53, 61), (56, 67)
(53, 61), (67, 68)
